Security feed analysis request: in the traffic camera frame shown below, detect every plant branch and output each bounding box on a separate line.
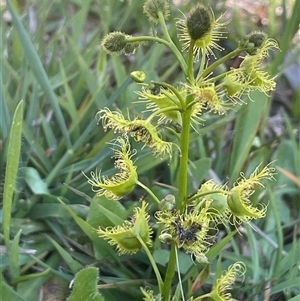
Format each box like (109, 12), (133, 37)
(137, 180), (160, 205)
(137, 235), (164, 294)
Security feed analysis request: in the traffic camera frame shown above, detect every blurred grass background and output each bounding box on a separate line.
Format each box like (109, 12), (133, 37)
(1, 0), (299, 300)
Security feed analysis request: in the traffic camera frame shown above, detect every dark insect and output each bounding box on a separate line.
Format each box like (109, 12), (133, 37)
(173, 219), (201, 244)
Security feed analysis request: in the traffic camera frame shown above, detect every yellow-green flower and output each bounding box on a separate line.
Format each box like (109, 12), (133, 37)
(222, 69), (253, 103)
(176, 4), (228, 60)
(83, 137), (138, 200)
(98, 201), (152, 254)
(136, 85), (184, 122)
(186, 81), (228, 115)
(227, 163), (276, 225)
(191, 180), (230, 223)
(97, 108), (172, 157)
(223, 36), (279, 100)
(241, 37), (278, 91)
(222, 64), (275, 101)
(208, 262), (246, 301)
(156, 202), (216, 260)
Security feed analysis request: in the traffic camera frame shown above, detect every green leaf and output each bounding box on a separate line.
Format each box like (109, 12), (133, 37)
(228, 91), (268, 181)
(67, 267), (105, 301)
(87, 196), (127, 228)
(0, 272), (27, 301)
(0, 70), (11, 137)
(153, 249), (193, 274)
(10, 229), (22, 281)
(271, 277), (300, 295)
(57, 198), (112, 260)
(187, 158), (212, 193)
(206, 230), (237, 261)
(48, 236), (82, 274)
(24, 167), (50, 195)
(3, 100), (23, 248)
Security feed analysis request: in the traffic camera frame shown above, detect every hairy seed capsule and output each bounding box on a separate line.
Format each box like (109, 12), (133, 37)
(143, 0), (170, 23)
(102, 32), (128, 54)
(186, 5), (212, 41)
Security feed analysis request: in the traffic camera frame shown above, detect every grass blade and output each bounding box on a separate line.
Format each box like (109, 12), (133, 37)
(228, 91), (268, 181)
(6, 0), (71, 147)
(2, 100), (23, 248)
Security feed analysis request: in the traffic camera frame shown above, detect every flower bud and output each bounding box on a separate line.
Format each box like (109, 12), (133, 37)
(159, 194), (176, 211)
(143, 0), (170, 24)
(140, 288), (162, 301)
(158, 232), (173, 244)
(239, 31), (267, 55)
(194, 253), (209, 264)
(148, 82), (161, 95)
(130, 71), (146, 83)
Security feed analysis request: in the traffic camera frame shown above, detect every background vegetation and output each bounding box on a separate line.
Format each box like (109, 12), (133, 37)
(1, 0), (299, 300)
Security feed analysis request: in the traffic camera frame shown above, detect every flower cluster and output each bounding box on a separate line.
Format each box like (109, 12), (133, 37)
(156, 201), (216, 261)
(81, 1), (279, 299)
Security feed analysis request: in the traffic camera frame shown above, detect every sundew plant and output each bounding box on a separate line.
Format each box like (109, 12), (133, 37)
(74, 0), (280, 300)
(3, 0), (300, 299)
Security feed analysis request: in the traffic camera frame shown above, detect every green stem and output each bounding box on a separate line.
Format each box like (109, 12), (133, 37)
(198, 47), (245, 79)
(187, 40), (195, 81)
(136, 235), (164, 293)
(175, 246), (185, 301)
(129, 35), (187, 76)
(136, 180), (160, 205)
(162, 243), (177, 300)
(128, 35), (171, 48)
(207, 68), (234, 83)
(267, 185), (283, 277)
(162, 40), (195, 300)
(186, 190), (228, 203)
(158, 11), (188, 74)
(152, 81), (186, 108)
(177, 108), (192, 212)
(193, 293), (211, 301)
(162, 110), (192, 301)
(198, 48), (207, 77)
